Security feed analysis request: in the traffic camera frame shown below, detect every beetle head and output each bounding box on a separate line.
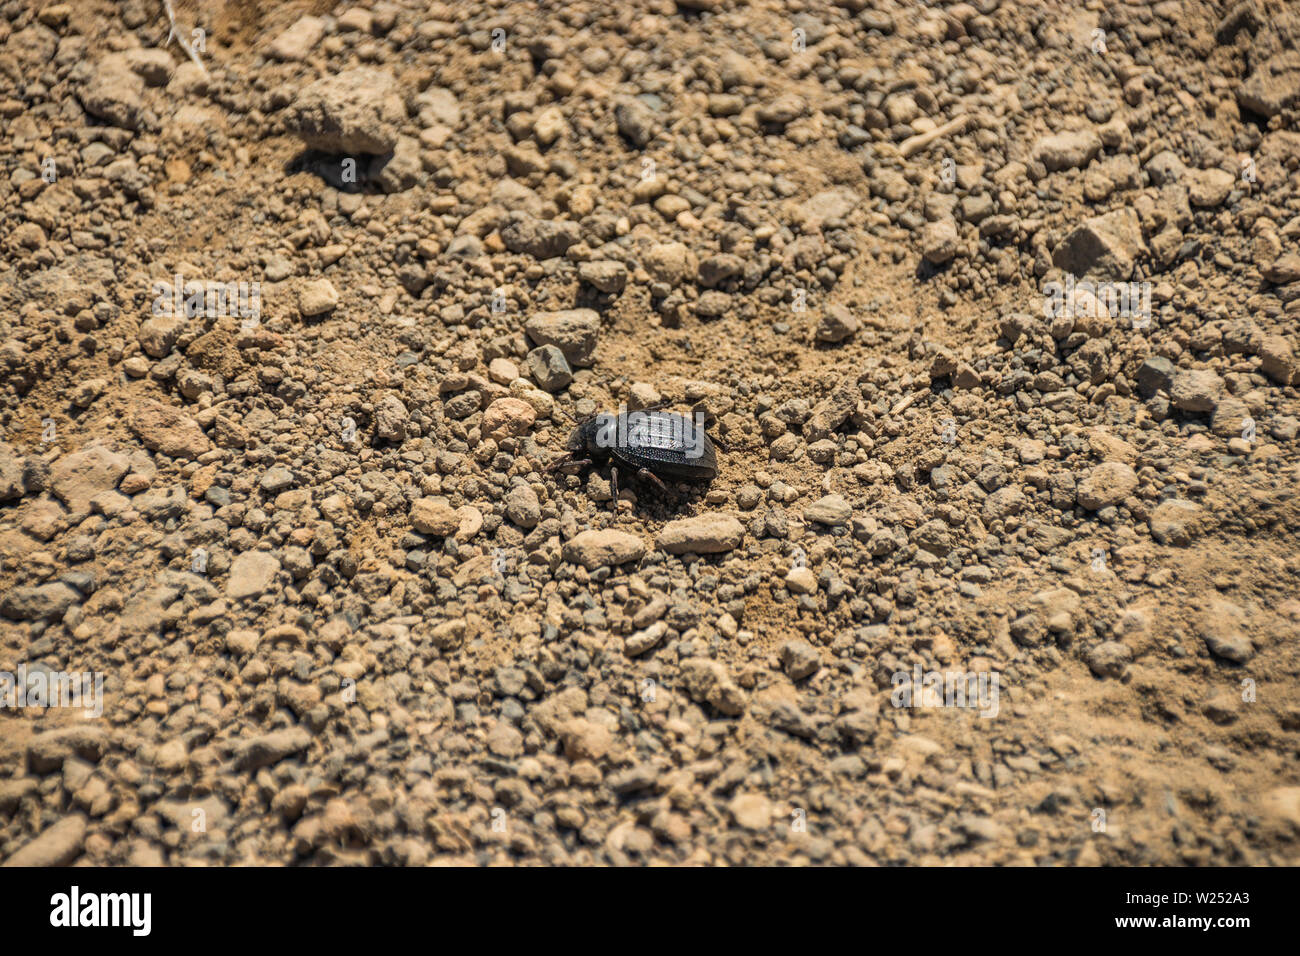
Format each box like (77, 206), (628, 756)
(567, 418), (607, 459)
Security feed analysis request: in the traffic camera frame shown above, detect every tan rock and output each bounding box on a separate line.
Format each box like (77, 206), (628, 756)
(561, 718), (612, 761)
(2, 815), (86, 867)
(657, 513), (745, 554)
(1033, 129), (1102, 171)
(1149, 499), (1204, 546)
(226, 551), (280, 600)
(563, 529), (647, 570)
(481, 397), (537, 441)
(299, 279), (339, 317)
(643, 242), (698, 286)
(1076, 461), (1138, 510)
(680, 658), (747, 716)
(128, 401), (211, 460)
(50, 444), (129, 514)
(269, 15), (325, 62)
(1259, 335), (1298, 385)
(728, 793), (772, 830)
(410, 496), (459, 536)
(285, 67), (405, 154)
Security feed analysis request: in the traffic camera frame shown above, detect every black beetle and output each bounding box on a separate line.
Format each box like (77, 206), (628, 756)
(546, 403), (724, 506)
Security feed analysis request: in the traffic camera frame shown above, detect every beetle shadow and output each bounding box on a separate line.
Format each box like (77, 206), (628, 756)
(641, 478), (717, 519)
(572, 286), (620, 313)
(914, 258), (949, 281)
(285, 149), (388, 195)
(620, 481), (715, 520)
(558, 463), (715, 519)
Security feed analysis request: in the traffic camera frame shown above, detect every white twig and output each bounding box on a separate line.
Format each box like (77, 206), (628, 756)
(890, 390), (925, 417)
(162, 0), (209, 78)
(899, 115), (970, 159)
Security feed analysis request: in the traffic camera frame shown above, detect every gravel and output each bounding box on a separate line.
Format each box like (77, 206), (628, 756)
(1, 0), (1297, 870)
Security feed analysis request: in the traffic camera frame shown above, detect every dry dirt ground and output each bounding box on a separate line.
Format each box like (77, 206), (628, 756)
(2, 0), (1300, 866)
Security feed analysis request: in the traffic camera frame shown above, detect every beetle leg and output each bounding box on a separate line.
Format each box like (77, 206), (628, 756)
(637, 468), (669, 492)
(545, 456), (591, 473)
(706, 431), (731, 453)
(610, 465), (620, 507)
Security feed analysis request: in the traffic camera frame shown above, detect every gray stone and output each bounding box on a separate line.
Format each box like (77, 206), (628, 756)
(505, 483), (541, 529)
(780, 639), (821, 680)
(1086, 641), (1132, 678)
(525, 309), (600, 367)
(0, 583), (81, 621)
(500, 213), (582, 259)
(816, 305), (858, 343)
(578, 260), (628, 293)
(804, 494), (852, 526)
(1169, 369), (1224, 413)
(1136, 356), (1176, 396)
(259, 466), (295, 494)
(235, 727), (312, 771)
(526, 345), (573, 391)
(615, 99), (657, 147)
